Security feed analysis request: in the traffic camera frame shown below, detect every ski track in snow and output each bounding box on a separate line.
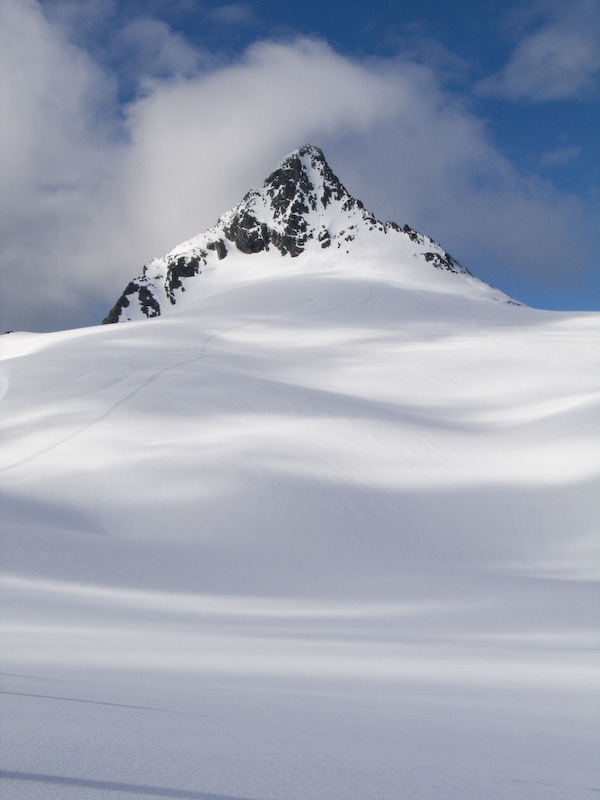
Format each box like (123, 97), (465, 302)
(0, 771), (259, 800)
(0, 322), (251, 474)
(0, 690), (190, 715)
(0, 290), (373, 475)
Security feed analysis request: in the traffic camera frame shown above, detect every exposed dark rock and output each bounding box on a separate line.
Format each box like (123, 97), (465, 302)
(223, 212), (268, 254)
(342, 197), (365, 214)
(270, 230), (307, 257)
(102, 281), (138, 324)
(165, 256), (203, 303)
(138, 286), (161, 317)
(223, 185), (313, 258)
(266, 156), (317, 216)
(103, 276), (162, 323)
(403, 224), (424, 244)
(423, 251), (469, 275)
(206, 239), (227, 260)
(318, 228), (331, 248)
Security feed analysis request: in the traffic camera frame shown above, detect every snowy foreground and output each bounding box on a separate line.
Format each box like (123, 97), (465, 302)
(1, 247), (599, 799)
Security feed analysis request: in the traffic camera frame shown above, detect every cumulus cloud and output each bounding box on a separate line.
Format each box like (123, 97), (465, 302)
(0, 0), (596, 332)
(477, 1), (600, 101)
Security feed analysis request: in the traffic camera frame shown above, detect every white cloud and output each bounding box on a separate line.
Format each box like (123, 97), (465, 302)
(208, 4), (255, 26)
(110, 17), (205, 87)
(538, 145), (582, 167)
(477, 1), (600, 101)
(119, 38), (401, 257)
(0, 0), (129, 331)
(41, 0), (118, 39)
(0, 0), (596, 332)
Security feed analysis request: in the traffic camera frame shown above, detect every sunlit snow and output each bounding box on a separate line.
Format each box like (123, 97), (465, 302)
(1, 147), (599, 799)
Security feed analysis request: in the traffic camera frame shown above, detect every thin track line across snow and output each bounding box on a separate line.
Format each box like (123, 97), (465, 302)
(0, 289), (373, 473)
(0, 690), (192, 715)
(0, 321), (251, 474)
(0, 771), (261, 800)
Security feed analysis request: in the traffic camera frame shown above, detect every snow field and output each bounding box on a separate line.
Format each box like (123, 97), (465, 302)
(1, 255), (599, 798)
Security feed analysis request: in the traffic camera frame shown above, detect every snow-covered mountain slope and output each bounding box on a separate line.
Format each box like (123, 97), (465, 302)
(1, 147), (599, 799)
(103, 144), (514, 324)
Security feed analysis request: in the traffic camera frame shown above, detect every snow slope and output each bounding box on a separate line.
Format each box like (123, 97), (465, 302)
(1, 147), (599, 799)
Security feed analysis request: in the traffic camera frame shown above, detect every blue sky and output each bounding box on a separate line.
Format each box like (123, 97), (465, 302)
(1, 0), (599, 331)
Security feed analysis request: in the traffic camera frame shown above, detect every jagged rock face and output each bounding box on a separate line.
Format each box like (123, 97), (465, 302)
(219, 145), (378, 259)
(103, 144), (473, 324)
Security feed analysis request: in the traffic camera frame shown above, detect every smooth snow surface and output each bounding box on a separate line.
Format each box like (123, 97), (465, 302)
(1, 246), (599, 799)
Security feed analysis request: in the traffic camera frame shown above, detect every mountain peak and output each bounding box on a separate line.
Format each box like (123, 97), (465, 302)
(103, 145), (511, 325)
(266, 145), (341, 210)
(264, 143), (349, 213)
(270, 143), (334, 187)
(218, 143), (369, 259)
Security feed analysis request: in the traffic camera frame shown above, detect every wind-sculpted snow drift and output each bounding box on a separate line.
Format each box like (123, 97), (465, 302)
(1, 146), (599, 800)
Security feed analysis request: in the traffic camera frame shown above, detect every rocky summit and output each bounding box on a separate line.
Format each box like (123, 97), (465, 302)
(103, 144), (476, 324)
